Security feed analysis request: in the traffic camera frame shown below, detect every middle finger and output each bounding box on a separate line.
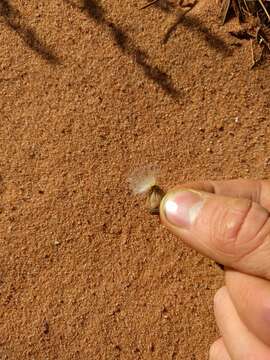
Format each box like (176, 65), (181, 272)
(226, 269), (270, 347)
(214, 286), (270, 359)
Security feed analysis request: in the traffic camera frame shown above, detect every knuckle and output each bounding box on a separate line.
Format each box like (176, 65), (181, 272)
(211, 200), (268, 260)
(210, 199), (251, 256)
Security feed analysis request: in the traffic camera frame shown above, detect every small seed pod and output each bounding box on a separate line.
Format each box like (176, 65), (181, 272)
(128, 165), (165, 215)
(215, 262), (225, 271)
(146, 185), (165, 215)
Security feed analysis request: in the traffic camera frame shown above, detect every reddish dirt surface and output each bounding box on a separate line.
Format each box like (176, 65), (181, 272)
(0, 0), (270, 359)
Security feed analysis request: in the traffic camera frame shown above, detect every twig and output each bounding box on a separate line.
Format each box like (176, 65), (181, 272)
(242, 0), (249, 13)
(259, 34), (270, 51)
(250, 37), (265, 69)
(257, 0), (270, 22)
(250, 39), (256, 68)
(140, 0), (159, 10)
(220, 0), (231, 25)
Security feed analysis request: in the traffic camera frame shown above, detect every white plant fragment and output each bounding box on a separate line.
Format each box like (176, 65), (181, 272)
(128, 165), (159, 195)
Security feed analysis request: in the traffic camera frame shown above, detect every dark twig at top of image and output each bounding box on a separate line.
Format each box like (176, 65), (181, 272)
(257, 0), (270, 21)
(140, 0), (159, 10)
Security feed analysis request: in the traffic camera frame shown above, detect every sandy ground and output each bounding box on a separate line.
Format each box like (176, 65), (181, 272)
(0, 0), (270, 359)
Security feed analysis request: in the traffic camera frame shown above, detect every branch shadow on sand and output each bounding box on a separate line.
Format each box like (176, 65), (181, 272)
(0, 0), (60, 64)
(163, 12), (233, 56)
(65, 0), (180, 98)
(83, 0), (105, 22)
(108, 22), (180, 98)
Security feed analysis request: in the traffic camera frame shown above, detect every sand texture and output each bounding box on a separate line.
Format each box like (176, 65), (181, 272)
(0, 0), (270, 359)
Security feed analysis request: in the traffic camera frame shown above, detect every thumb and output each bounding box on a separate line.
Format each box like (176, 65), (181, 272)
(160, 188), (270, 279)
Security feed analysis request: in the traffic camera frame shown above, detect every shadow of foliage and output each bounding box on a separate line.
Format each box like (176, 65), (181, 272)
(163, 11), (189, 44)
(64, 0), (180, 98)
(0, 0), (60, 64)
(108, 22), (179, 97)
(83, 0), (105, 23)
(108, 22), (129, 50)
(181, 15), (233, 55)
(163, 12), (233, 56)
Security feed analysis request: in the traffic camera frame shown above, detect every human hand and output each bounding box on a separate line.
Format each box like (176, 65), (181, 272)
(160, 180), (270, 359)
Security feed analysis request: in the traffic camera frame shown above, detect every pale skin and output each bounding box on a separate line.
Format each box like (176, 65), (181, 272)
(159, 179), (270, 359)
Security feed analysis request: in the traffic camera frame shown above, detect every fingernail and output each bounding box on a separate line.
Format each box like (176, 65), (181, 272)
(163, 190), (203, 229)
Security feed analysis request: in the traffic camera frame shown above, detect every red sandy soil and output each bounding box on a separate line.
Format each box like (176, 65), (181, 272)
(0, 0), (270, 359)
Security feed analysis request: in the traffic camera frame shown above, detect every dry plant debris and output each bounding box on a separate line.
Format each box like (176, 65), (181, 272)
(140, 0), (269, 67)
(140, 0), (196, 11)
(219, 0), (270, 67)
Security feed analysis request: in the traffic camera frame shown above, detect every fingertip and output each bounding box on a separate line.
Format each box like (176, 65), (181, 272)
(160, 188), (204, 230)
(209, 338), (221, 358)
(214, 286), (228, 303)
(209, 338), (231, 360)
(214, 287), (229, 317)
